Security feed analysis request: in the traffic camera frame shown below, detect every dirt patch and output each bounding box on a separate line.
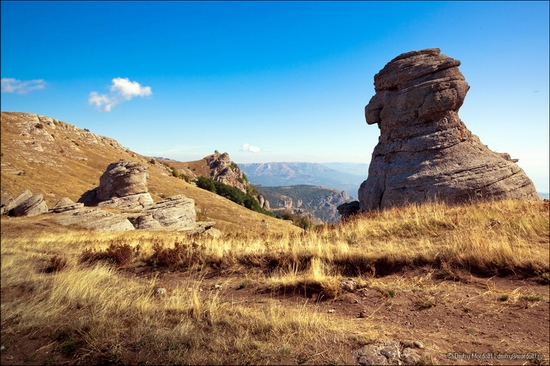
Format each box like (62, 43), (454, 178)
(103, 266), (549, 365)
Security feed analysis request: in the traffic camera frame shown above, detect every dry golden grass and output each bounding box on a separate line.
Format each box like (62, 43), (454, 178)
(1, 199), (548, 364)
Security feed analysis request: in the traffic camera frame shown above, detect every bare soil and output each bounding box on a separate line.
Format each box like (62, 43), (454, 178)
(2, 265), (548, 365)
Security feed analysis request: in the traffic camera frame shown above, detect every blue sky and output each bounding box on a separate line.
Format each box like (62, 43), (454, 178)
(1, 1), (549, 192)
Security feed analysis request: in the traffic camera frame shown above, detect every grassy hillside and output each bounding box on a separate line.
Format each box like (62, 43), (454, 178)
(0, 112), (299, 234)
(1, 199), (548, 364)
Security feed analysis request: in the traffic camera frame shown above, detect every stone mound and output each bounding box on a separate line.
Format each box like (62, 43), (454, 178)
(357, 48), (538, 211)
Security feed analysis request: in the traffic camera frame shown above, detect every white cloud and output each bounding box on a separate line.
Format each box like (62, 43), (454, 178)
(88, 77), (152, 112)
(241, 143), (261, 153)
(1, 78), (46, 94)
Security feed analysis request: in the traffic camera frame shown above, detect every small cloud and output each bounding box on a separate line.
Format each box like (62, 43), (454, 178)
(88, 77), (152, 112)
(1, 78), (46, 94)
(241, 143), (261, 153)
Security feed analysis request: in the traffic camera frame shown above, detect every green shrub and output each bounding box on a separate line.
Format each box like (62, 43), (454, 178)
(281, 212), (314, 230)
(195, 176), (273, 216)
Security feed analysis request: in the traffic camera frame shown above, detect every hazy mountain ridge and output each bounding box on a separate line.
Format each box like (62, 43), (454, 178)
(253, 184), (353, 224)
(238, 162), (367, 198)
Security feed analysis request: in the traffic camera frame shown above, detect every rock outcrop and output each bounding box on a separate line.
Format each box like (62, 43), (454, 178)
(68, 161), (216, 233)
(1, 189), (49, 217)
(97, 160), (149, 200)
(53, 207), (136, 232)
(205, 152), (248, 193)
(357, 48), (539, 211)
(128, 195), (215, 232)
(50, 197), (84, 213)
(79, 159), (154, 210)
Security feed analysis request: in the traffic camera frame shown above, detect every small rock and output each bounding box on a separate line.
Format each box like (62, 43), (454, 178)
(402, 347), (422, 364)
(340, 278), (358, 293)
(154, 287), (167, 298)
(358, 310), (368, 318)
(413, 340), (424, 349)
(328, 309), (335, 313)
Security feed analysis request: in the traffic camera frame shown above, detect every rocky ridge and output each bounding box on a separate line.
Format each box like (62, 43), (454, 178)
(162, 151), (270, 210)
(350, 48), (538, 214)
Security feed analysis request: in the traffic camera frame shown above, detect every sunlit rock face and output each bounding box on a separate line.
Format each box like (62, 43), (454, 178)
(358, 48), (538, 211)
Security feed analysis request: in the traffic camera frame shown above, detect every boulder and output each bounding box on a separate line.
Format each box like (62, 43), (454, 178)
(96, 160), (149, 201)
(337, 201), (361, 220)
(10, 192), (48, 217)
(353, 340), (423, 365)
(78, 160), (153, 210)
(128, 195), (207, 230)
(53, 208), (135, 232)
(2, 190), (33, 215)
(98, 192), (154, 211)
(358, 48), (539, 211)
(51, 197), (84, 213)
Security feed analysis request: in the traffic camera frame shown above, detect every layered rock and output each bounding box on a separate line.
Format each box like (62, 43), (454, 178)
(358, 48), (538, 211)
(206, 152), (248, 193)
(79, 160), (154, 210)
(50, 197), (84, 213)
(128, 195), (214, 232)
(53, 208), (136, 232)
(98, 193), (154, 211)
(70, 161), (215, 233)
(97, 160), (149, 200)
(1, 190), (49, 217)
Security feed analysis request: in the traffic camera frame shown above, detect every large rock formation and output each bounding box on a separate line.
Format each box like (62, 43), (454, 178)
(67, 160), (215, 232)
(79, 159), (154, 210)
(206, 152), (248, 193)
(128, 195), (214, 232)
(96, 160), (149, 200)
(358, 48), (538, 211)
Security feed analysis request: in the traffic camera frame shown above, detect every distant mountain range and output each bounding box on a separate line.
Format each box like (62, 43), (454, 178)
(238, 162), (368, 198)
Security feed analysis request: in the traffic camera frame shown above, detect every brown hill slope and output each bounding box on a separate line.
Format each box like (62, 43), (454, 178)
(0, 112), (299, 233)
